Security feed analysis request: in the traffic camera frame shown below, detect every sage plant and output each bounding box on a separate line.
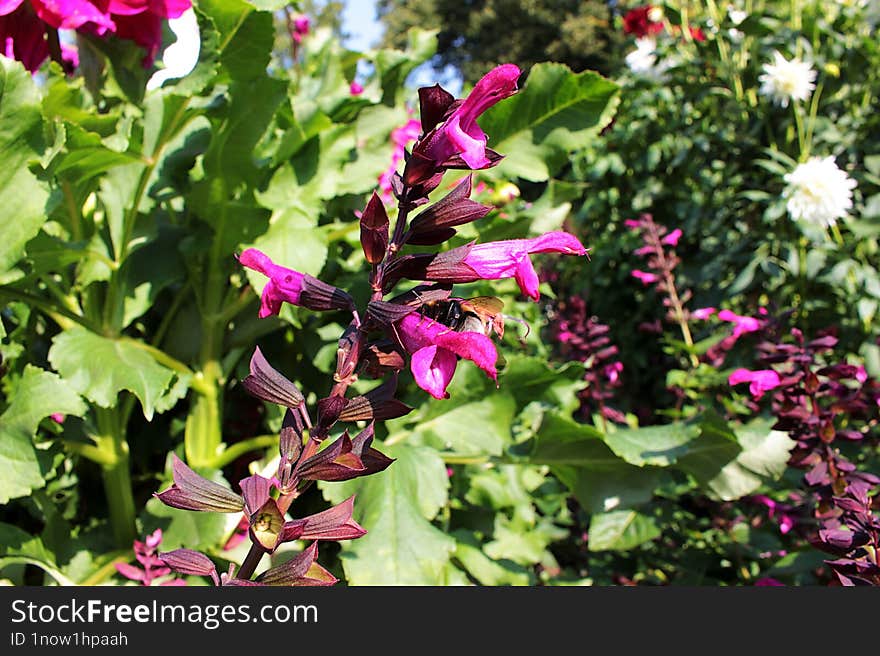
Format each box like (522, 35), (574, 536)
(156, 64), (590, 585)
(732, 329), (880, 585)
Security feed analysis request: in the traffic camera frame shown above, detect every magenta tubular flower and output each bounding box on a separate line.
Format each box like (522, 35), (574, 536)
(396, 312), (498, 399)
(661, 228), (682, 246)
(691, 307), (716, 320)
(728, 368), (781, 399)
(717, 309), (764, 338)
(462, 231), (588, 301)
(238, 248), (354, 318)
(395, 231), (588, 301)
(631, 269), (660, 285)
(29, 0), (115, 31)
(419, 64), (521, 169)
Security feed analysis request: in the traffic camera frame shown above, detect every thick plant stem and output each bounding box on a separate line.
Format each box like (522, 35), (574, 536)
(185, 367), (223, 468)
(95, 409), (137, 548)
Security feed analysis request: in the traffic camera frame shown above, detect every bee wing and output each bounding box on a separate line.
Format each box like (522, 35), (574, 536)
(460, 296), (505, 316)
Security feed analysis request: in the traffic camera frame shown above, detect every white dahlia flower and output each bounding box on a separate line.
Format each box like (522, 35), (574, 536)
(783, 156), (857, 227)
(758, 51), (817, 107)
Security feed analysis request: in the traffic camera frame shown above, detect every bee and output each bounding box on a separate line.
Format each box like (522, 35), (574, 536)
(417, 296), (506, 338)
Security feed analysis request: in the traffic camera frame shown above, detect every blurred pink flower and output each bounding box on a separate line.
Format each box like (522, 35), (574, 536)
(729, 368), (781, 399)
(378, 118), (422, 204)
(691, 307), (716, 320)
(349, 80), (363, 95)
(661, 228), (682, 246)
(631, 269), (660, 285)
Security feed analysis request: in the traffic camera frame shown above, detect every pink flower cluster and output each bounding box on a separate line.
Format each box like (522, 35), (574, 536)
(115, 529), (185, 586)
(378, 118), (422, 205)
(0, 0), (191, 72)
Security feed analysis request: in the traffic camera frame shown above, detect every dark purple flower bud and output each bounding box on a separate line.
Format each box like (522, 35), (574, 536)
(418, 84), (455, 134)
(241, 347), (305, 410)
(360, 192), (390, 264)
(159, 549), (220, 585)
(360, 340), (407, 378)
(297, 422), (393, 482)
(315, 395), (348, 438)
(338, 375), (412, 422)
(407, 175), (493, 244)
(282, 496), (367, 542)
(240, 474), (273, 516)
(254, 543), (337, 586)
(155, 455), (244, 513)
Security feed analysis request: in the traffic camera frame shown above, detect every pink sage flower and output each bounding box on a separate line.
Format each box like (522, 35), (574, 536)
(631, 269), (660, 285)
(349, 80), (363, 95)
(717, 309), (764, 338)
(661, 228), (682, 246)
(728, 368), (781, 399)
(418, 63), (521, 169)
(238, 248), (354, 318)
(691, 307), (716, 320)
(396, 312), (498, 399)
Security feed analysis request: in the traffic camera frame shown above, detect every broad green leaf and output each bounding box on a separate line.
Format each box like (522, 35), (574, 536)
(499, 355), (586, 412)
(675, 413), (743, 488)
(530, 411), (620, 467)
(0, 522), (75, 585)
(603, 423), (700, 467)
(409, 394), (516, 456)
(484, 514), (568, 566)
(320, 443), (455, 585)
(0, 57), (49, 274)
(452, 530), (532, 586)
(48, 328), (187, 420)
(220, 9), (274, 81)
(588, 510), (661, 552)
(0, 366), (86, 504)
(479, 63), (620, 181)
(571, 465), (662, 514)
(697, 419), (796, 501)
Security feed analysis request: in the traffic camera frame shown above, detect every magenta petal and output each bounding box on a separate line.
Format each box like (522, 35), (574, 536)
(525, 231), (589, 256)
(115, 562), (146, 582)
(0, 0), (24, 16)
(32, 0), (115, 31)
(238, 248), (305, 317)
(514, 257), (541, 301)
(445, 114), (489, 169)
(411, 345), (457, 399)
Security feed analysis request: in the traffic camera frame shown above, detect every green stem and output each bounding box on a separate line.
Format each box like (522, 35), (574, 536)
(0, 286), (100, 332)
(213, 435), (278, 469)
(95, 408), (137, 548)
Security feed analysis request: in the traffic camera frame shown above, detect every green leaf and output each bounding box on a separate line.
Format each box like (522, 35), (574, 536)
(0, 366), (86, 504)
(571, 465), (662, 514)
(588, 510), (661, 552)
(499, 355), (586, 412)
(479, 63), (620, 181)
(0, 522), (75, 585)
(0, 57), (49, 274)
(603, 423), (701, 467)
(696, 419), (796, 501)
(452, 529), (532, 586)
(675, 413), (743, 489)
(48, 328), (186, 420)
(530, 411), (622, 467)
(220, 8), (273, 81)
(409, 394), (515, 456)
(319, 443), (455, 585)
